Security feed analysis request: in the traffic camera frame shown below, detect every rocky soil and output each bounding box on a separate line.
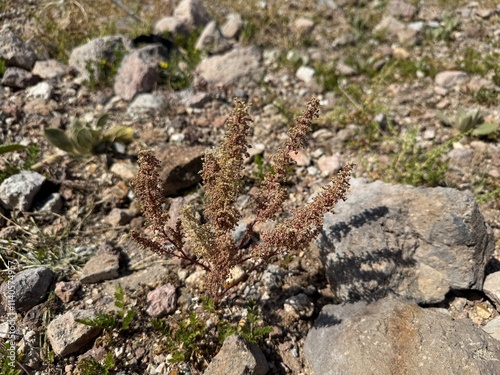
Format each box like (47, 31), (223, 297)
(0, 0), (499, 374)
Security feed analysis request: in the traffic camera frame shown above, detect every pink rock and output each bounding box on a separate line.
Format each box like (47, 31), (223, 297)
(55, 281), (81, 303)
(146, 284), (177, 317)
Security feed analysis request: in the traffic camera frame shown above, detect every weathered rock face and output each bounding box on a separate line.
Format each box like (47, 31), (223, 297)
(114, 44), (169, 101)
(68, 35), (132, 80)
(319, 178), (494, 304)
(204, 335), (269, 375)
(304, 296), (500, 375)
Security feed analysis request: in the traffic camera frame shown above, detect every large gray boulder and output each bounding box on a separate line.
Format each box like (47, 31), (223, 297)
(68, 35), (132, 80)
(304, 296), (500, 375)
(319, 178), (494, 304)
(0, 28), (37, 70)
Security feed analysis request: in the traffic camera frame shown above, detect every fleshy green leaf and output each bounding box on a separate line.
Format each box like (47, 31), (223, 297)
(102, 126), (134, 143)
(0, 144), (25, 154)
(96, 114), (109, 128)
(472, 122), (499, 136)
(44, 128), (77, 154)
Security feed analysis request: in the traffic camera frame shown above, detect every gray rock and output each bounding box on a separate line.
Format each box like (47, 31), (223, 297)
(195, 20), (231, 54)
(80, 246), (120, 284)
(127, 93), (167, 116)
(154, 16), (186, 36)
(0, 267), (54, 312)
(183, 92), (212, 108)
(157, 145), (206, 196)
(204, 335), (269, 375)
(0, 171), (46, 211)
(105, 208), (133, 226)
(388, 0), (418, 20)
(319, 178), (494, 304)
(110, 161), (137, 181)
(0, 28), (36, 70)
(26, 81), (52, 100)
(296, 66), (315, 83)
(483, 272), (500, 309)
(34, 192), (63, 213)
(114, 45), (168, 101)
(284, 293), (314, 319)
(68, 35), (132, 80)
(261, 264), (285, 292)
(483, 316), (500, 341)
(305, 296), (500, 375)
(32, 59), (72, 79)
(221, 13), (243, 39)
(435, 70), (469, 88)
(196, 46), (261, 86)
(173, 0), (210, 31)
(373, 16), (406, 39)
(290, 17), (315, 36)
(46, 310), (102, 356)
(146, 283), (177, 317)
(1, 67), (40, 89)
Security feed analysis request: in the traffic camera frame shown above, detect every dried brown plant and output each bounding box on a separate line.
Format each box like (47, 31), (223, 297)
(131, 97), (353, 301)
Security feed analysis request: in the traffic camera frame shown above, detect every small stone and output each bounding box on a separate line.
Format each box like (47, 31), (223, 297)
(204, 335), (269, 375)
(110, 161), (137, 181)
(483, 317), (500, 341)
(296, 66), (315, 83)
(0, 171), (46, 211)
(221, 13), (243, 39)
(26, 81), (52, 100)
(289, 150), (311, 166)
(35, 193), (64, 213)
(483, 272), (500, 309)
(317, 154), (342, 176)
(105, 208), (133, 226)
(54, 281), (81, 303)
(261, 265), (285, 291)
(146, 284), (177, 317)
(435, 71), (468, 88)
(476, 302), (492, 319)
(0, 28), (37, 70)
(389, 0), (418, 20)
(127, 94), (166, 116)
(46, 310), (102, 356)
(1, 67), (40, 89)
(32, 60), (72, 79)
(290, 18), (315, 36)
(80, 249), (120, 284)
(284, 293), (314, 318)
(336, 60), (357, 76)
(0, 267), (54, 312)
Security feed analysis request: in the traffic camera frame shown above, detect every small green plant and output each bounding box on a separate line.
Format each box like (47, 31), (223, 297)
(153, 312), (208, 365)
(132, 98), (353, 302)
(0, 341), (28, 375)
(0, 144), (40, 183)
(0, 59), (5, 77)
(44, 114), (134, 157)
(437, 107), (484, 133)
(385, 127), (469, 187)
(217, 298), (272, 344)
(159, 30), (202, 90)
(473, 87), (498, 106)
(426, 15), (460, 41)
(77, 351), (115, 375)
(438, 108), (498, 137)
(76, 284), (135, 331)
(85, 45), (126, 90)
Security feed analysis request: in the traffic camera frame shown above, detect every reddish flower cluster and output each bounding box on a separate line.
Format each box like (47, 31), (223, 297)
(132, 98), (353, 301)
